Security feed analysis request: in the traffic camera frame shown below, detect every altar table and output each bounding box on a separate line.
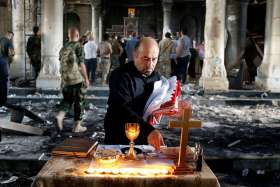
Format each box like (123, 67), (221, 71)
(32, 146), (220, 187)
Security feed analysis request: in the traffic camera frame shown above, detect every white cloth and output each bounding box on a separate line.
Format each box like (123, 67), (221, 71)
(84, 41), (97, 59)
(143, 76), (177, 121)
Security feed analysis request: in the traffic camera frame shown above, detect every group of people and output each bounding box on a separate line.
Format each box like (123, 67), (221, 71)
(0, 26), (203, 150)
(57, 27), (201, 149)
(79, 31), (138, 86)
(54, 27), (169, 149)
(157, 29), (205, 84)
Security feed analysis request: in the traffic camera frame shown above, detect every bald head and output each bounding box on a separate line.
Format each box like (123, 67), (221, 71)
(133, 37), (159, 76)
(68, 27), (79, 42)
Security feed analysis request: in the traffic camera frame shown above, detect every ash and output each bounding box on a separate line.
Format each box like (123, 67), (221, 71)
(1, 84), (280, 186)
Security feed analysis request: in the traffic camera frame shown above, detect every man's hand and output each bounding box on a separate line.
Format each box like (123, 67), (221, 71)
(80, 63), (90, 88)
(84, 78), (90, 88)
(147, 129), (165, 151)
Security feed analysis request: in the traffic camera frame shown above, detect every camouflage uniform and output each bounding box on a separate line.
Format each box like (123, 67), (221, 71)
(157, 38), (173, 77)
(98, 41), (112, 84)
(27, 35), (41, 79)
(59, 41), (86, 121)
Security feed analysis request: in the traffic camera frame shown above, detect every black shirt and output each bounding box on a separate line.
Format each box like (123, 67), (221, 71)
(104, 62), (160, 145)
(0, 37), (14, 60)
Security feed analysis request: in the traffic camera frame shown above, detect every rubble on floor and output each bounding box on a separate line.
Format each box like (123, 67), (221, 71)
(0, 84), (280, 187)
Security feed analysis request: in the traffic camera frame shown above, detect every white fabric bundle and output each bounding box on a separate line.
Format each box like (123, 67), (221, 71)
(143, 76), (177, 121)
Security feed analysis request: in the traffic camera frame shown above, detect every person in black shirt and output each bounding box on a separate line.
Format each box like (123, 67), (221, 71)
(26, 26), (41, 79)
(0, 31), (14, 107)
(104, 37), (165, 150)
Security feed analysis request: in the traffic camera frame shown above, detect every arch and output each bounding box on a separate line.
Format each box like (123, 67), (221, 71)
(179, 15), (198, 42)
(63, 12), (81, 42)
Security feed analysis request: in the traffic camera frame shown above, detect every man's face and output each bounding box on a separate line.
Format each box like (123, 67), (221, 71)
(7, 33), (13, 40)
(134, 42), (159, 76)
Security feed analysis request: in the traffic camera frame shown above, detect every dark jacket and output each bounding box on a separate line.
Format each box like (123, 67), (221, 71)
(104, 62), (160, 145)
(0, 57), (9, 106)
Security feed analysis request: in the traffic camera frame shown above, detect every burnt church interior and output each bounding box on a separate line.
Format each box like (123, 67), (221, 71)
(0, 0), (280, 186)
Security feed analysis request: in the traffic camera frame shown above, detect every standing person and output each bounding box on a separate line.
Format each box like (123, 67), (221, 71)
(0, 31), (14, 106)
(104, 37), (165, 150)
(26, 26), (41, 79)
(157, 32), (173, 77)
(196, 41), (205, 70)
(97, 33), (112, 85)
(170, 33), (179, 76)
(176, 28), (191, 84)
(118, 36), (127, 66)
(56, 27), (89, 133)
(109, 34), (123, 75)
(84, 31), (97, 85)
(79, 34), (88, 46)
(125, 32), (138, 63)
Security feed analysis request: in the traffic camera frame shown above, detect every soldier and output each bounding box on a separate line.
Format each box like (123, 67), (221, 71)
(157, 32), (173, 77)
(27, 26), (41, 79)
(97, 33), (112, 85)
(0, 31), (14, 107)
(109, 33), (123, 77)
(56, 27), (90, 133)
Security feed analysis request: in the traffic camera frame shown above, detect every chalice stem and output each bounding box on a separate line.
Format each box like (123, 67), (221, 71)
(128, 141), (136, 160)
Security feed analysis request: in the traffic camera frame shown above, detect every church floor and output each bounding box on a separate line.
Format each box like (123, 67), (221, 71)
(0, 84), (280, 186)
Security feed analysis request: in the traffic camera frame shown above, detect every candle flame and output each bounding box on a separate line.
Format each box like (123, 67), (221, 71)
(86, 165), (174, 176)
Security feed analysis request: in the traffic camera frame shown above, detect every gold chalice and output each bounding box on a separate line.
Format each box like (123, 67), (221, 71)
(125, 123), (140, 160)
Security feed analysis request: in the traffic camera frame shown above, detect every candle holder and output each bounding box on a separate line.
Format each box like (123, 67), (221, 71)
(125, 123), (140, 160)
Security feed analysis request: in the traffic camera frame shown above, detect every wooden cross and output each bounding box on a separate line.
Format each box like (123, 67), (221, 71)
(168, 105), (202, 173)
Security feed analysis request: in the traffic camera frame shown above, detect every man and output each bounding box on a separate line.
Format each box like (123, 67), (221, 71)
(56, 27), (89, 133)
(84, 31), (97, 85)
(104, 37), (165, 150)
(27, 26), (41, 79)
(125, 32), (138, 63)
(170, 33), (179, 76)
(110, 33), (123, 73)
(176, 28), (191, 84)
(157, 32), (173, 77)
(0, 31), (14, 107)
(196, 41), (205, 70)
(118, 36), (127, 66)
(97, 33), (112, 85)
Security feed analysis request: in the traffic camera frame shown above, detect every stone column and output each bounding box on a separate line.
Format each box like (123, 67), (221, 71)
(255, 0), (280, 92)
(199, 0), (229, 91)
(98, 15), (103, 42)
(91, 0), (101, 42)
(36, 0), (63, 89)
(10, 0), (25, 78)
(225, 0), (249, 71)
(25, 0), (36, 34)
(162, 0), (173, 38)
(91, 5), (98, 42)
